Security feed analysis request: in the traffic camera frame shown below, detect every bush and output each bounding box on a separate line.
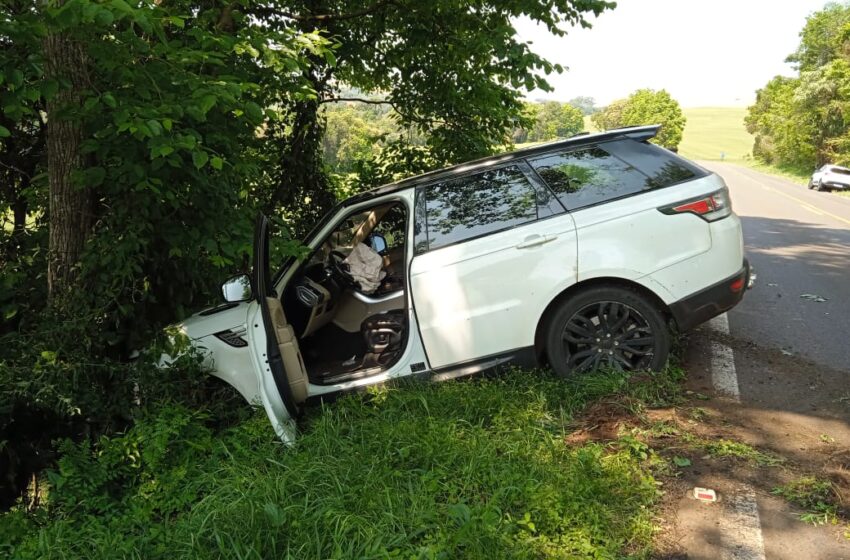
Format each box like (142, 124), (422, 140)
(2, 369), (671, 559)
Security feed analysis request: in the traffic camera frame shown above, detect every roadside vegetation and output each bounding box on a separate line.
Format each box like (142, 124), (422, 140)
(0, 0), (615, 518)
(1, 367), (688, 559)
(746, 3), (850, 176)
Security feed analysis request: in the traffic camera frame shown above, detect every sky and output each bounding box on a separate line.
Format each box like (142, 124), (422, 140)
(513, 0), (832, 108)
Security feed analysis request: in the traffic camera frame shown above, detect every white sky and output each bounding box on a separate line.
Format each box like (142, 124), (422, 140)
(513, 0), (832, 107)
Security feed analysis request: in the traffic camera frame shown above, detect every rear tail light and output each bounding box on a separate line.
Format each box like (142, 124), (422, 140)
(660, 188), (732, 222)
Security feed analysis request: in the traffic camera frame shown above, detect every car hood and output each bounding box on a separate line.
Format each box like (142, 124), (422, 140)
(178, 301), (252, 340)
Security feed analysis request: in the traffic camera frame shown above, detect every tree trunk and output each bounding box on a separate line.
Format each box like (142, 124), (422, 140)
(270, 96), (337, 236)
(43, 18), (92, 300)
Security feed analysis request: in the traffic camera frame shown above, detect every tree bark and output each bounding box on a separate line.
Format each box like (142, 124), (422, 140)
(43, 16), (93, 300)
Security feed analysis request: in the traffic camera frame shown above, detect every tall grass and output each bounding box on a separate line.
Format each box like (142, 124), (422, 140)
(3, 368), (682, 559)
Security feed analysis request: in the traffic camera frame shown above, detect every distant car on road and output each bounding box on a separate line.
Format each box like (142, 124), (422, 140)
(809, 164), (850, 191)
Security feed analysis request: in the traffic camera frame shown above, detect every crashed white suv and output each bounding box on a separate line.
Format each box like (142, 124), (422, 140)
(177, 125), (753, 441)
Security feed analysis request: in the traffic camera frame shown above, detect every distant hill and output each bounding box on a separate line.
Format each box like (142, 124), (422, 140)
(678, 107), (753, 163)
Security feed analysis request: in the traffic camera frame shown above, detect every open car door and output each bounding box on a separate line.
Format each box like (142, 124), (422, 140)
(252, 213), (309, 442)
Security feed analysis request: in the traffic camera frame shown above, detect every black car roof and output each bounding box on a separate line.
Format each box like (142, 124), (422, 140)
(342, 124), (661, 207)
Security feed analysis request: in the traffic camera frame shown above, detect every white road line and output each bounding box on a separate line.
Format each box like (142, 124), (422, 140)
(706, 312), (766, 560)
(706, 313), (741, 400)
(720, 486), (767, 560)
(708, 312), (731, 335)
(711, 342), (740, 401)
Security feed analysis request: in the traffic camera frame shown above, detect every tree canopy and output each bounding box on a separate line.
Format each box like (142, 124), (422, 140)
(0, 0), (616, 510)
(591, 89), (686, 149)
(747, 2), (850, 168)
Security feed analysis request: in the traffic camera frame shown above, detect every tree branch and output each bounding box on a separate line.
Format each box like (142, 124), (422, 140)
(320, 96), (392, 105)
(278, 0), (399, 22)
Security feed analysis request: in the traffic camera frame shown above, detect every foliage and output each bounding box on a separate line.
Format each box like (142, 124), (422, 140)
(591, 98), (628, 131)
(513, 100), (585, 144)
(592, 90), (686, 149)
(773, 476), (841, 526)
(2, 369), (668, 559)
(0, 0), (619, 514)
(747, 2), (850, 168)
(568, 95), (598, 116)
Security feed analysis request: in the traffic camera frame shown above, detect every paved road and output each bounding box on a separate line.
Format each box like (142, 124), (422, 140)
(699, 162), (850, 372)
(671, 162), (850, 560)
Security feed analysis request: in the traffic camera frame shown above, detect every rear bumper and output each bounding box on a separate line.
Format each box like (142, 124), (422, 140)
(669, 259), (753, 332)
(824, 181), (850, 190)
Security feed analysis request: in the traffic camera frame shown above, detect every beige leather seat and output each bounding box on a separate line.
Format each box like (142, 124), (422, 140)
(266, 297), (308, 404)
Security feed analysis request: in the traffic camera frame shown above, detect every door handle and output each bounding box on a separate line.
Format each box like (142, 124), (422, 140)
(515, 234), (558, 249)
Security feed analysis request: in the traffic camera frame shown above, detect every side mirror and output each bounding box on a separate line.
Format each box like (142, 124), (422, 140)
(221, 274), (252, 303)
(369, 233), (388, 255)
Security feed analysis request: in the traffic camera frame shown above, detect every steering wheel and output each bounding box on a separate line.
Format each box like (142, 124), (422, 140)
(328, 250), (359, 289)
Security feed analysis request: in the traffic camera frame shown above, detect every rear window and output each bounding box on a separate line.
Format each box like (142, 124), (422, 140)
(527, 139), (701, 210)
(831, 167), (850, 175)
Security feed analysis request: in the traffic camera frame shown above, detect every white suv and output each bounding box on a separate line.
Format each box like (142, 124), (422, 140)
(175, 125), (753, 441)
(809, 164), (850, 191)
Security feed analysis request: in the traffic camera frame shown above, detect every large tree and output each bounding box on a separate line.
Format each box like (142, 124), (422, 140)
(592, 90), (686, 149)
(747, 2), (850, 168)
(265, 0), (614, 233)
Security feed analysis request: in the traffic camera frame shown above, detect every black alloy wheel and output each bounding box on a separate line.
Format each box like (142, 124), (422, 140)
(545, 286), (670, 377)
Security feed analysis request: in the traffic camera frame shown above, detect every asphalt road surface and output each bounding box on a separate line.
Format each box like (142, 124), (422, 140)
(699, 162), (850, 373)
(670, 162), (850, 559)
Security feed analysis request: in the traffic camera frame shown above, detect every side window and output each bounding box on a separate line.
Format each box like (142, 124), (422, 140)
(528, 146), (647, 209)
(528, 140), (702, 210)
(603, 139), (698, 189)
(415, 165), (545, 253)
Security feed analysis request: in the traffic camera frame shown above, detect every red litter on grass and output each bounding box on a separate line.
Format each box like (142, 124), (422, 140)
(693, 487), (718, 502)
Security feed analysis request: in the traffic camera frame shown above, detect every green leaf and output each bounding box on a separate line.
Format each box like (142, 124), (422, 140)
(192, 150), (209, 169)
(245, 101), (263, 122)
(198, 94), (217, 115)
(102, 93), (117, 108)
(673, 456), (691, 468)
(162, 118), (173, 132)
(95, 8), (114, 27)
(0, 126), (10, 138)
(41, 79), (59, 99)
(85, 167), (107, 187)
(146, 119), (163, 136)
(10, 69), (24, 89)
(210, 156), (223, 170)
(110, 0), (134, 17)
(168, 16), (185, 28)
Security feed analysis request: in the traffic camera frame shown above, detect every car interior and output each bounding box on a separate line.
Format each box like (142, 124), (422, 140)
(281, 201), (409, 385)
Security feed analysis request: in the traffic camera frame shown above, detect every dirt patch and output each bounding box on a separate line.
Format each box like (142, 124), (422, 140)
(564, 399), (634, 445)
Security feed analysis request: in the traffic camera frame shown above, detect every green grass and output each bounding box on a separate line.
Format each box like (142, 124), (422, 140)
(773, 476), (840, 526)
(677, 107), (754, 163)
(1, 368), (685, 559)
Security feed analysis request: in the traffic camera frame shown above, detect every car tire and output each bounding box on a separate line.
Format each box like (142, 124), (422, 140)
(814, 180), (823, 191)
(544, 286), (670, 378)
(808, 180), (815, 190)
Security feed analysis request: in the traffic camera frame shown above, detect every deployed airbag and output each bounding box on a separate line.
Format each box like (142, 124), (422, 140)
(344, 243), (386, 294)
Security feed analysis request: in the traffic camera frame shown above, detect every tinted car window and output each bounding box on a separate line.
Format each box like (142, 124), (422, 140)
(528, 140), (700, 210)
(603, 139), (698, 188)
(416, 165), (543, 252)
(528, 146), (647, 209)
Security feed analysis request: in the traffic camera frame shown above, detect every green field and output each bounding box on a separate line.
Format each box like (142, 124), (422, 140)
(677, 107), (754, 163)
(585, 106), (754, 163)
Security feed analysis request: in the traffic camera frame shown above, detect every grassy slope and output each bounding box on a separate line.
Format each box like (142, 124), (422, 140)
(677, 107), (753, 163)
(2, 369), (684, 559)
